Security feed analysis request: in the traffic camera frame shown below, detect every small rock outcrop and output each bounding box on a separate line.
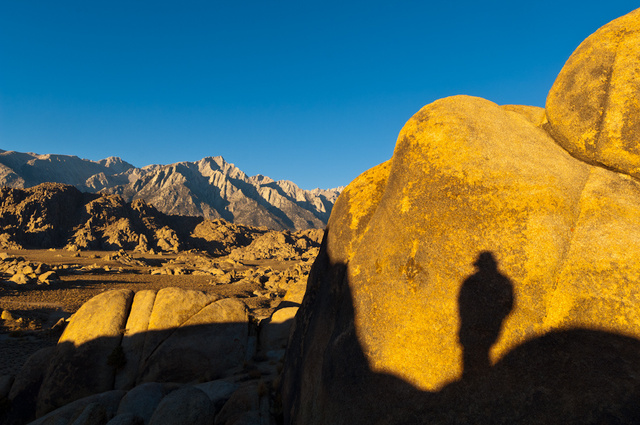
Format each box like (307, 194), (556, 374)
(229, 229), (322, 262)
(0, 254), (64, 289)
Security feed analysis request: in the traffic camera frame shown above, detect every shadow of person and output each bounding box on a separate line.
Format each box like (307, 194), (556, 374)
(283, 239), (640, 424)
(458, 251), (513, 381)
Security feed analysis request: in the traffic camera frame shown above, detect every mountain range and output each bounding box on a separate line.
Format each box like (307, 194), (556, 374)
(0, 149), (342, 230)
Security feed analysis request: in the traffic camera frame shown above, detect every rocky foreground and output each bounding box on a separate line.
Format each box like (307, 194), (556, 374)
(0, 209), (320, 424)
(0, 242), (314, 424)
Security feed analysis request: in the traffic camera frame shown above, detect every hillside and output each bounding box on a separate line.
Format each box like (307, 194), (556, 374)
(0, 182), (325, 257)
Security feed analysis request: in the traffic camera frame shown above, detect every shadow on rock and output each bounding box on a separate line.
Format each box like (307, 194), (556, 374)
(282, 244), (640, 425)
(457, 251), (514, 381)
(3, 320), (252, 424)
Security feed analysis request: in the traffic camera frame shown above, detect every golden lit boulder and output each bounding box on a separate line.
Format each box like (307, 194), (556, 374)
(138, 297), (250, 384)
(115, 290), (157, 390)
(283, 95), (640, 424)
(336, 95), (597, 387)
(546, 7), (640, 178)
(37, 289), (134, 417)
(139, 287), (220, 365)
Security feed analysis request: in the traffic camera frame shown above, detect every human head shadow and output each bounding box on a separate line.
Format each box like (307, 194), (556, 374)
(282, 242), (640, 424)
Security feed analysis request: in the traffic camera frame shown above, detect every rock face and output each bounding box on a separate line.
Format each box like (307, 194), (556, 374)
(0, 152), (341, 230)
(282, 8), (640, 425)
(0, 183), (87, 248)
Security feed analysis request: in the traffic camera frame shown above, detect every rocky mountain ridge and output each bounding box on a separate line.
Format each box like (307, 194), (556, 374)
(0, 182), (323, 259)
(0, 150), (342, 231)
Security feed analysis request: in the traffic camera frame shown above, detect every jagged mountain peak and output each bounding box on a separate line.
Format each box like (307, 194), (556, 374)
(249, 174), (275, 185)
(0, 149), (342, 231)
(195, 156), (247, 180)
(97, 156), (134, 172)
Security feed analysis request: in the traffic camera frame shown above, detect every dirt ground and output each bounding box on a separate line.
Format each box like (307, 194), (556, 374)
(0, 248), (306, 377)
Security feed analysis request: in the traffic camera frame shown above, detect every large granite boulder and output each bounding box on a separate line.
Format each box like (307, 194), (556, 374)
(37, 289), (134, 416)
(147, 387), (215, 425)
(5, 346), (56, 425)
(546, 8), (640, 178)
(138, 297), (250, 384)
(282, 8), (640, 425)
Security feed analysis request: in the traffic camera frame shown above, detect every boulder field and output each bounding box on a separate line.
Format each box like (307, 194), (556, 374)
(3, 287), (295, 425)
(282, 7), (640, 425)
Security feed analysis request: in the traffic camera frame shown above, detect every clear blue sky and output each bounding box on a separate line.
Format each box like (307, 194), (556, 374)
(0, 1), (637, 190)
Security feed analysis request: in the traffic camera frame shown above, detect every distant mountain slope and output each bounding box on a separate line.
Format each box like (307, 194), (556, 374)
(0, 150), (134, 188)
(0, 150), (342, 230)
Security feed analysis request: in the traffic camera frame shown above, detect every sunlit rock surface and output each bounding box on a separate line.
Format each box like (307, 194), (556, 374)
(283, 7), (640, 425)
(546, 8), (640, 178)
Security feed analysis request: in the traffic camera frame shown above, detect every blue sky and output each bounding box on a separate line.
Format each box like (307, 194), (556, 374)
(0, 1), (637, 190)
